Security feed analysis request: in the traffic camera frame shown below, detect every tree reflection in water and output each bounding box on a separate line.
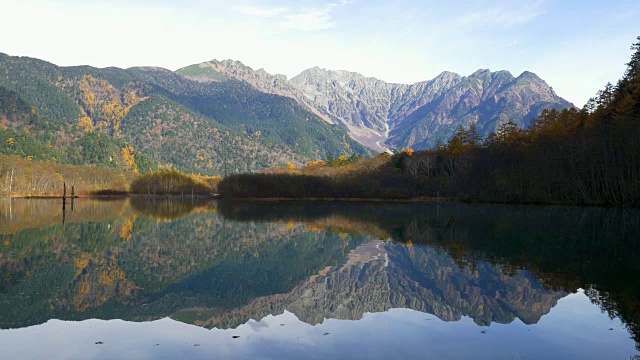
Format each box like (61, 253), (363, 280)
(0, 199), (638, 350)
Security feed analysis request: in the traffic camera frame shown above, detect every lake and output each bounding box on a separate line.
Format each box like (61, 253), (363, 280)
(0, 198), (638, 359)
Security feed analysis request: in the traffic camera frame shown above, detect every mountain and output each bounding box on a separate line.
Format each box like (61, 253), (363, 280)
(191, 59), (572, 151)
(175, 60), (339, 132)
(0, 53), (371, 175)
(120, 94), (309, 175)
(126, 65), (371, 160)
(0, 51), (574, 170)
(384, 69), (573, 149)
(202, 239), (565, 329)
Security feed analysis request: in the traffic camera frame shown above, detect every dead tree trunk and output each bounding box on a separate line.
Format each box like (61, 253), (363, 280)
(8, 168), (14, 195)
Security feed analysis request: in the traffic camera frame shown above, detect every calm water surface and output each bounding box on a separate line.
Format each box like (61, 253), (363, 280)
(0, 198), (638, 359)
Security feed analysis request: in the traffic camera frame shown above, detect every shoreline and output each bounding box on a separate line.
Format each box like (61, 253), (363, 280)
(220, 197), (616, 208)
(2, 194), (629, 208)
(219, 196), (452, 203)
(4, 194), (217, 199)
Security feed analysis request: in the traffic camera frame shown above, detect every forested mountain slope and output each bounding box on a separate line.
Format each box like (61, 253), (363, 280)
(0, 53), (371, 175)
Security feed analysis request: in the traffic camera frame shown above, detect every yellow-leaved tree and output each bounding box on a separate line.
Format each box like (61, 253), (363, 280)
(78, 116), (94, 133)
(120, 145), (137, 172)
(286, 162), (295, 172)
(401, 147), (414, 156)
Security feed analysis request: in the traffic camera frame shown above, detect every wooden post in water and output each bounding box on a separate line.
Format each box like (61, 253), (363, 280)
(71, 184), (75, 212)
(62, 182), (67, 224)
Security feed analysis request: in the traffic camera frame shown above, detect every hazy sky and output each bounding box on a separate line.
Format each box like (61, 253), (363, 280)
(2, 0), (639, 106)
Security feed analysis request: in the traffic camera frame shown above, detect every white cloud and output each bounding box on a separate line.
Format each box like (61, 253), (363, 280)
(456, 2), (544, 28)
(233, 2), (345, 32)
(280, 8), (336, 32)
(234, 5), (289, 17)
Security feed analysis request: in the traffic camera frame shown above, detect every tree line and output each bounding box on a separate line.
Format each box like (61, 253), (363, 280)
(219, 36), (640, 207)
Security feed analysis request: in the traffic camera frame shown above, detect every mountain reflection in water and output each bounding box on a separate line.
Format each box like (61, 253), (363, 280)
(0, 198), (638, 359)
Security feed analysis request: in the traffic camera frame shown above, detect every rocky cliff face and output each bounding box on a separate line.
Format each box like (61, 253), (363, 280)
(387, 69), (572, 149)
(202, 240), (566, 329)
(184, 60), (572, 152)
(291, 67), (572, 150)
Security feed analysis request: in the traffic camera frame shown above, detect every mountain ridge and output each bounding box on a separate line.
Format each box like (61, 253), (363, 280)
(184, 58), (572, 151)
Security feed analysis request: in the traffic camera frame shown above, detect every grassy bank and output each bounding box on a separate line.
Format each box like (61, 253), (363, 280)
(0, 154), (135, 197)
(0, 155), (221, 198)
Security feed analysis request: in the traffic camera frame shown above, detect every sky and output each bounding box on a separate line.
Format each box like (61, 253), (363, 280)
(2, 0), (639, 107)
